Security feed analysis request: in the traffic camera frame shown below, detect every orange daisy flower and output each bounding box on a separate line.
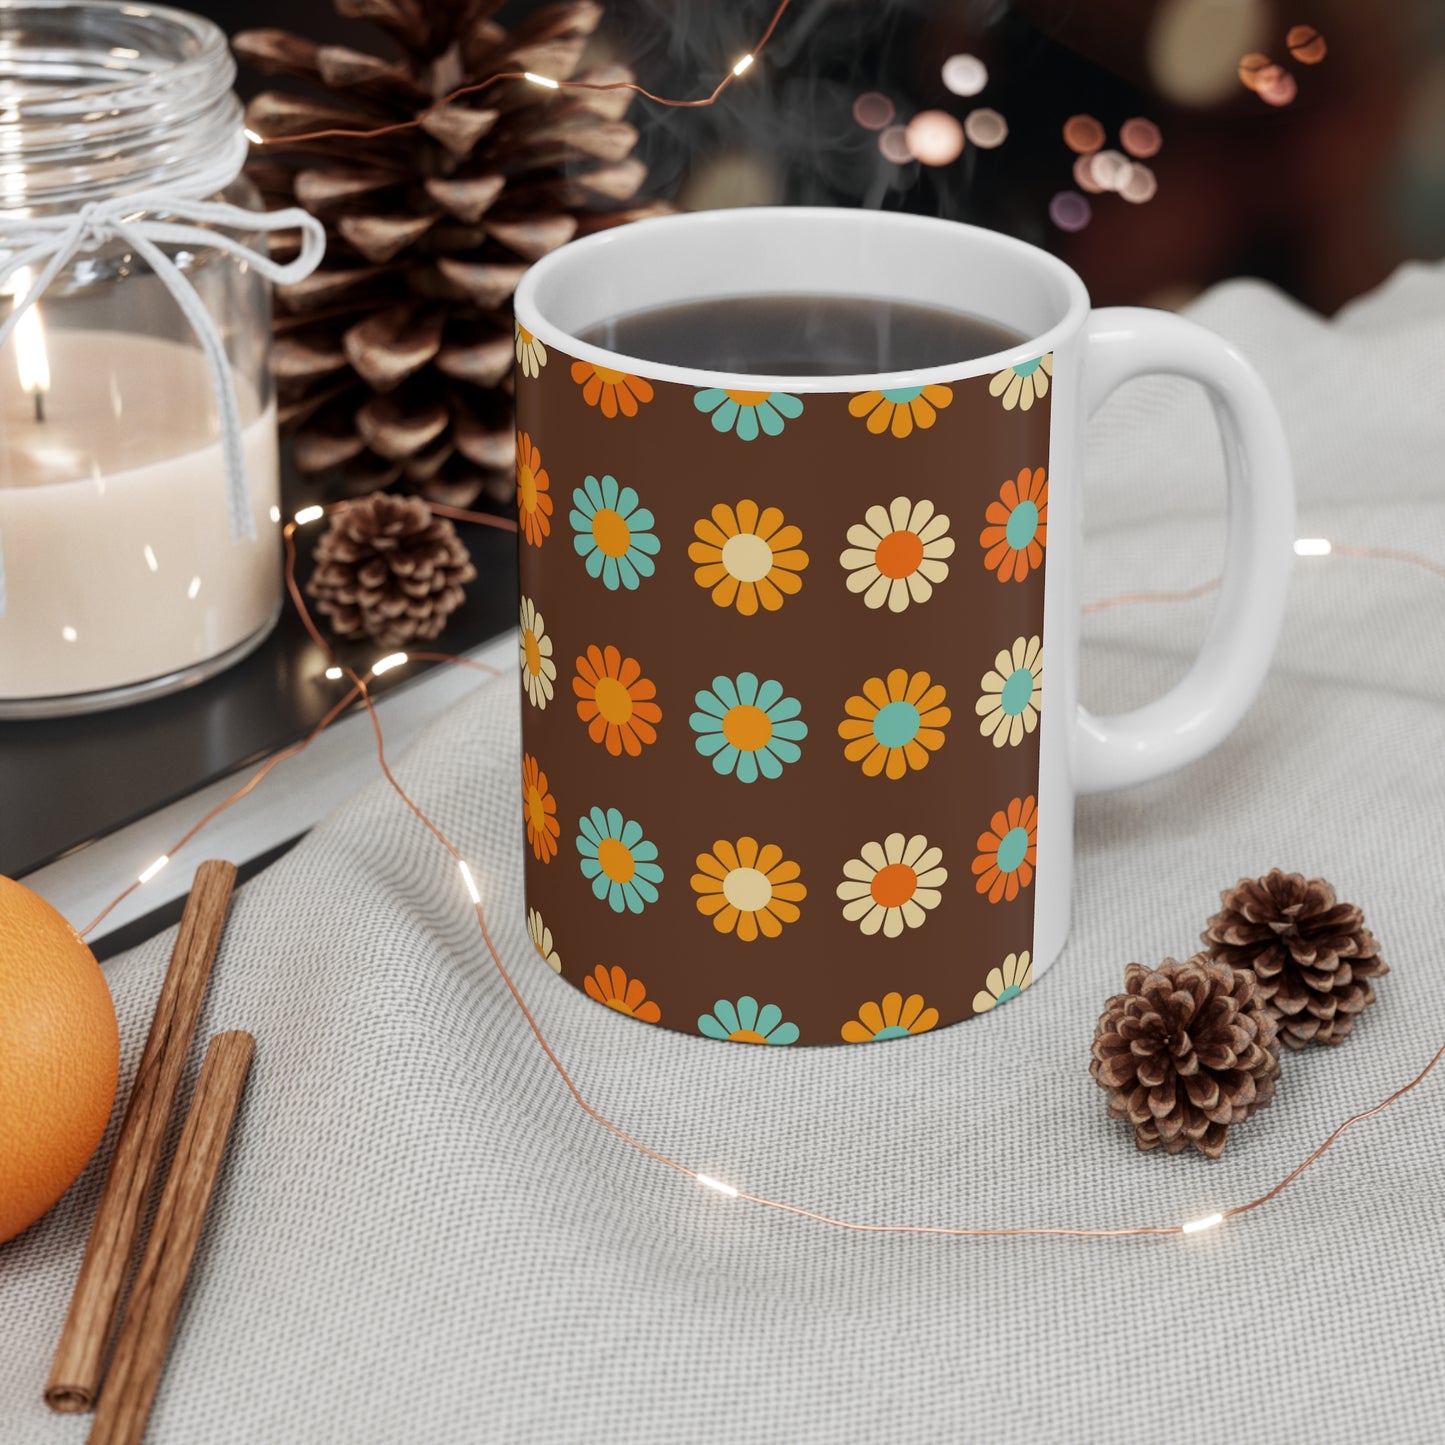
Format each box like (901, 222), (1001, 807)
(516, 431), (552, 547)
(522, 753), (560, 862)
(573, 644), (662, 757)
(583, 964), (662, 1023)
(971, 795), (1038, 903)
(570, 361), (654, 419)
(979, 467), (1048, 583)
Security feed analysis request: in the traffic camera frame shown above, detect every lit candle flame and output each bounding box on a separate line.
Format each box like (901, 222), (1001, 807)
(7, 267), (50, 421)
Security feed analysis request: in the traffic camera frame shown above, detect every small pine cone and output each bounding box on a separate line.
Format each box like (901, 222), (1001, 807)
(307, 492), (476, 647)
(1091, 956), (1281, 1159)
(1201, 870), (1388, 1049)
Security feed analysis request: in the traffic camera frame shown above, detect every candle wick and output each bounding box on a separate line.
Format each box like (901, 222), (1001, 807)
(33, 390), (45, 423)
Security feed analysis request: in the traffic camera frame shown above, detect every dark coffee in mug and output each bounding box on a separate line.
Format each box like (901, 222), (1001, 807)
(578, 294), (1025, 375)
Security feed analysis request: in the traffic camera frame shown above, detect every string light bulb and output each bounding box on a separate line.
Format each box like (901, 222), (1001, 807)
(732, 53), (755, 76)
(294, 505), (324, 525)
(371, 652), (408, 676)
(523, 71), (559, 89)
(243, 127), (263, 145)
(324, 666), (343, 681)
(458, 860), (482, 905)
(696, 1174), (740, 1198)
(1181, 1212), (1225, 1235)
(1294, 537), (1333, 556)
(137, 854), (170, 885)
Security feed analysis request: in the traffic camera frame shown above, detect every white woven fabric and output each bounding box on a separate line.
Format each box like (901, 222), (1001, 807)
(3, 265), (1443, 1444)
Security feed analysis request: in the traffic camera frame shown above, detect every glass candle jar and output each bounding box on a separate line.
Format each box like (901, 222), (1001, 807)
(0, 1), (290, 716)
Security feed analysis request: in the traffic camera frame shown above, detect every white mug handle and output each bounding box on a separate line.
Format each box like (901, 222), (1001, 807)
(1075, 307), (1295, 794)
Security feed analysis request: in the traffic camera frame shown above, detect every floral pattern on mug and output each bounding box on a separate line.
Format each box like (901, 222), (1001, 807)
(527, 908), (562, 973)
(516, 431), (552, 547)
(847, 384), (953, 438)
(972, 796), (1037, 903)
(840, 497), (954, 611)
(576, 806), (663, 914)
(522, 754), (560, 863)
(584, 964), (661, 1023)
(518, 596), (556, 710)
(570, 361), (653, 418)
(838, 669), (950, 779)
(690, 672), (807, 781)
(840, 991), (939, 1043)
(836, 833), (947, 937)
(973, 951), (1033, 1012)
(975, 635), (1042, 747)
(515, 322), (547, 378)
(694, 388), (804, 440)
(688, 501), (808, 615)
(691, 837), (806, 941)
(573, 644), (661, 757)
(980, 466), (1048, 583)
(698, 996), (800, 1046)
(570, 474), (660, 590)
(988, 353), (1052, 411)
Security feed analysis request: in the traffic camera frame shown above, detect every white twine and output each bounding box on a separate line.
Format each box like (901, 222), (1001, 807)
(0, 135), (326, 617)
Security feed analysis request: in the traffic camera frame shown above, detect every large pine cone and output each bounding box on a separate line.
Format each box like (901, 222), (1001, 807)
(1201, 869), (1388, 1049)
(1091, 957), (1281, 1159)
(307, 492), (476, 646)
(235, 0), (668, 507)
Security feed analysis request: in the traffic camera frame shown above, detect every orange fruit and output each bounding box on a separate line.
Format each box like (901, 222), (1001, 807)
(0, 876), (119, 1245)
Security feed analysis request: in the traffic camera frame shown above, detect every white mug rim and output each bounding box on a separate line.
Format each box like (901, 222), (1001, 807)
(513, 206), (1092, 394)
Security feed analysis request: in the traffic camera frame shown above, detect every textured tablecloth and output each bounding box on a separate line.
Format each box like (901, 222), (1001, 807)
(3, 263), (1444, 1445)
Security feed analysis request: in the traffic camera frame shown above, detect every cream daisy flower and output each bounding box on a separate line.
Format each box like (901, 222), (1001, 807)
(973, 951), (1033, 1012)
(518, 596), (556, 710)
(515, 322), (547, 378)
(975, 635), (1042, 747)
(836, 833), (947, 937)
(988, 353), (1052, 411)
(840, 496), (955, 611)
(527, 908), (562, 973)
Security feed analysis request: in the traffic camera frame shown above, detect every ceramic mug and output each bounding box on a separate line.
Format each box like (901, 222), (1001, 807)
(511, 208), (1293, 1046)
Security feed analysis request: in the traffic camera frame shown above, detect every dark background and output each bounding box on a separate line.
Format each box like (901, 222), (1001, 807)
(205, 0), (1445, 315)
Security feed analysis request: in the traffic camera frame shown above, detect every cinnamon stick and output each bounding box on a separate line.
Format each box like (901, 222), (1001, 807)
(87, 1032), (255, 1445)
(46, 860), (238, 1413)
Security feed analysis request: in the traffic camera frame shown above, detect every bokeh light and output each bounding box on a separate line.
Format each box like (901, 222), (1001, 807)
(905, 109), (965, 166)
(1072, 153), (1105, 194)
(1088, 148), (1131, 191)
(1149, 0), (1269, 106)
(878, 125), (913, 163)
(963, 107), (1008, 149)
(1258, 67), (1298, 106)
(852, 92), (895, 131)
(941, 53), (988, 97)
(1119, 163), (1159, 204)
(1049, 191), (1093, 232)
(1237, 52), (1272, 91)
(1119, 118), (1163, 159)
(1286, 24), (1327, 64)
(1063, 114), (1106, 154)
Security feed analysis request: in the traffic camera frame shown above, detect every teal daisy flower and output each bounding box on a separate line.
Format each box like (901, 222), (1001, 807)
(698, 995), (800, 1045)
(576, 806), (663, 914)
(693, 388), (804, 440)
(690, 672), (807, 782)
(569, 474), (660, 590)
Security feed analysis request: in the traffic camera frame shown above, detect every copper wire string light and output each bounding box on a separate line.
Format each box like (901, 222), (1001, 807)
(245, 0), (797, 149)
(74, 494), (1445, 1244)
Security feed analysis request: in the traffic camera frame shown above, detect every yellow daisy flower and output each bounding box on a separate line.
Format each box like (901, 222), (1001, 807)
(975, 635), (1042, 747)
(687, 500), (809, 615)
(838, 668), (950, 779)
(526, 908), (562, 973)
(840, 496), (954, 611)
(973, 951), (1033, 1011)
(836, 832), (947, 937)
(515, 322), (547, 378)
(518, 596), (556, 710)
(691, 837), (806, 941)
(847, 383), (953, 438)
(988, 353), (1052, 411)
(841, 991), (940, 1042)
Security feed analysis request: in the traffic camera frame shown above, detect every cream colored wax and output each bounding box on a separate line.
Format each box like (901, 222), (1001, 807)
(0, 330), (281, 702)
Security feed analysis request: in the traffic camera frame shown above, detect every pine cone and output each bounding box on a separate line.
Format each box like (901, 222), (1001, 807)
(307, 492), (476, 646)
(1202, 870), (1388, 1049)
(235, 1), (668, 507)
(1090, 956), (1281, 1159)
